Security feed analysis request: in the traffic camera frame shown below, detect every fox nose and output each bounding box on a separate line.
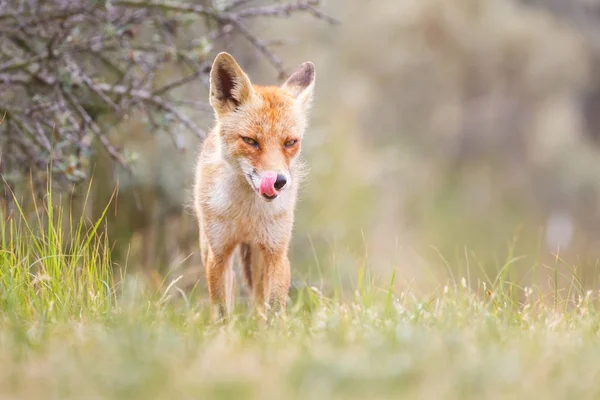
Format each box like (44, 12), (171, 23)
(274, 174), (287, 190)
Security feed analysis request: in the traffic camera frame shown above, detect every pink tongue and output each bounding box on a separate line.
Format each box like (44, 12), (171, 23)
(259, 172), (279, 196)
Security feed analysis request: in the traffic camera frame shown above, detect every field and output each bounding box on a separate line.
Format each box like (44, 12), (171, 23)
(5, 0), (600, 398)
(0, 192), (599, 400)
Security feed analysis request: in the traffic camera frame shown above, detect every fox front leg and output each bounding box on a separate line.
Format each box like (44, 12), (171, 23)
(260, 248), (291, 319)
(205, 245), (236, 322)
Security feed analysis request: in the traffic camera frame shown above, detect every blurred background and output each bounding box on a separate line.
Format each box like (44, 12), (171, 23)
(3, 0), (600, 295)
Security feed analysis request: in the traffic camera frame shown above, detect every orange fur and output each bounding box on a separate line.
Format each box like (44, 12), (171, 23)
(193, 52), (315, 321)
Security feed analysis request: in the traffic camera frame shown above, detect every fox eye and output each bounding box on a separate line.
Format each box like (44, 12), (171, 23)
(241, 136), (259, 148)
(284, 139), (298, 148)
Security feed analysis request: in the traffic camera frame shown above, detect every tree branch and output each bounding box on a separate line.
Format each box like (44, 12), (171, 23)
(111, 0), (219, 19)
(0, 0), (336, 190)
(238, 1), (339, 24)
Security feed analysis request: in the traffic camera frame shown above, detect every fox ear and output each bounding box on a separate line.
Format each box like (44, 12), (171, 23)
(282, 62), (315, 108)
(210, 52), (254, 116)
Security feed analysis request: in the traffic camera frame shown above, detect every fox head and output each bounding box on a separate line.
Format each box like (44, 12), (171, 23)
(209, 52), (315, 202)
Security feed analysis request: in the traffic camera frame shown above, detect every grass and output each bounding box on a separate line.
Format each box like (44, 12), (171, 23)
(1, 191), (600, 399)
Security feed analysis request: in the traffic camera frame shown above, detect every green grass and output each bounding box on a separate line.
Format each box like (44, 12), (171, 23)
(1, 191), (600, 399)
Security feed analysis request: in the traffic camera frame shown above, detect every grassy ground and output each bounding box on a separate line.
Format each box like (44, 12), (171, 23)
(1, 193), (600, 400)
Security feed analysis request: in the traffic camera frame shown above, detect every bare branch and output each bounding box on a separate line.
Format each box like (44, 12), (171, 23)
(227, 17), (287, 79)
(153, 65), (209, 96)
(148, 96), (207, 139)
(61, 89), (130, 171)
(225, 0), (257, 11)
(0, 0), (336, 191)
(237, 1), (339, 24)
(111, 0), (218, 19)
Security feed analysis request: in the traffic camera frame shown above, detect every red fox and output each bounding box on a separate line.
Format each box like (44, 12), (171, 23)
(193, 52), (316, 320)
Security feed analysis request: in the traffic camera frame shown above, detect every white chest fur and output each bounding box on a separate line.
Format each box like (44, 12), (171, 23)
(199, 163), (296, 251)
